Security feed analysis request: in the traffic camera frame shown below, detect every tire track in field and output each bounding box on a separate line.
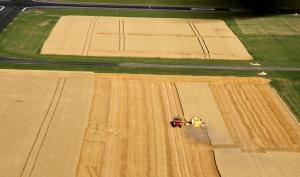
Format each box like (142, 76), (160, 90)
(20, 78), (66, 177)
(82, 16), (97, 56)
(174, 82), (220, 177)
(191, 22), (210, 59)
(188, 22), (206, 59)
(157, 83), (175, 177)
(158, 82), (181, 177)
(171, 83), (196, 176)
(57, 19), (71, 56)
(85, 17), (98, 56)
(165, 82), (192, 177)
(172, 82), (212, 174)
(161, 82), (184, 177)
(122, 20), (125, 51)
(118, 20), (121, 51)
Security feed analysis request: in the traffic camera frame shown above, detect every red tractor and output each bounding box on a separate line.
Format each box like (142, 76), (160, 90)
(170, 115), (206, 128)
(170, 116), (183, 128)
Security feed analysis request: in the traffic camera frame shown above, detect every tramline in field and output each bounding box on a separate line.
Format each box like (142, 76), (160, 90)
(0, 71), (300, 177)
(41, 16), (252, 60)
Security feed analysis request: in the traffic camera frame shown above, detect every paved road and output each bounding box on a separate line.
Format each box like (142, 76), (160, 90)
(1, 57), (299, 71)
(0, 6), (22, 32)
(120, 63), (300, 71)
(0, 56), (118, 66)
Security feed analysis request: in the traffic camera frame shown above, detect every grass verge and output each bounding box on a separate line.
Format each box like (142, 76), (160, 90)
(270, 73), (300, 121)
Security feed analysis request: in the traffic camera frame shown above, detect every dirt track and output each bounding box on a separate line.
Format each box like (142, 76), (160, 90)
(42, 16), (252, 60)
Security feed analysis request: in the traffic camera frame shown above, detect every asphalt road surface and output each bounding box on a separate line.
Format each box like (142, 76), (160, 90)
(0, 6), (22, 32)
(0, 57), (300, 71)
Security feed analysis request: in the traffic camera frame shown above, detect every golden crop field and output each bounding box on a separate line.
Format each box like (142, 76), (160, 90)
(41, 16), (252, 60)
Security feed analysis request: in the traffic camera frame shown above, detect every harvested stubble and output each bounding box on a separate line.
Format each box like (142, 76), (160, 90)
(0, 70), (94, 177)
(76, 74), (300, 177)
(1, 71), (299, 177)
(214, 148), (300, 177)
(76, 75), (220, 177)
(42, 16), (252, 60)
(175, 82), (233, 145)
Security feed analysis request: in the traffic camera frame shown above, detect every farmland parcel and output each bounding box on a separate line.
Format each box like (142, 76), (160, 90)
(41, 16), (252, 60)
(0, 71), (299, 177)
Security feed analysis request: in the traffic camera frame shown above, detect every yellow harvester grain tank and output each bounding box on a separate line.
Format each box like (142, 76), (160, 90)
(191, 116), (203, 127)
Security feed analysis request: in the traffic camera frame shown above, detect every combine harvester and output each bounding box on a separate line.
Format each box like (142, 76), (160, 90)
(170, 115), (206, 128)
